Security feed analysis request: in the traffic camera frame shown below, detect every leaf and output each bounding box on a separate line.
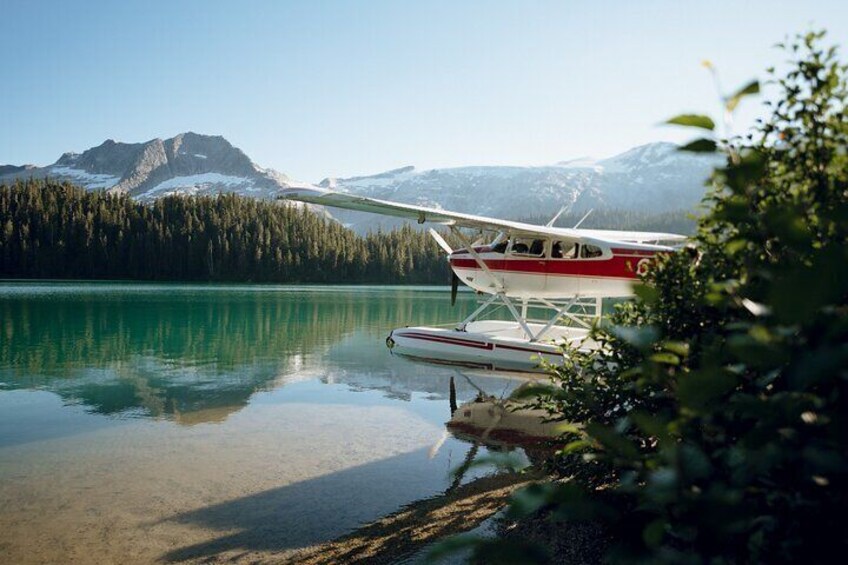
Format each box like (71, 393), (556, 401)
(643, 519), (667, 548)
(561, 439), (593, 454)
(553, 422), (582, 435)
(721, 149), (767, 187)
(649, 352), (680, 366)
(726, 80), (760, 112)
(725, 238), (748, 255)
(509, 382), (555, 400)
(788, 345), (848, 390)
(586, 423), (640, 459)
(609, 325), (660, 351)
(726, 334), (783, 367)
(680, 138), (717, 153)
(633, 283), (659, 305)
(661, 341), (690, 357)
(769, 245), (848, 324)
(677, 369), (738, 411)
(665, 114), (716, 131)
(630, 412), (670, 442)
(680, 442), (713, 480)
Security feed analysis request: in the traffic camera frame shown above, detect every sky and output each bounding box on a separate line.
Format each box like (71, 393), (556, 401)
(1, 0), (846, 182)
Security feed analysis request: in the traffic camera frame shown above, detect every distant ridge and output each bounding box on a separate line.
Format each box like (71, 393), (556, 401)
(1, 136), (719, 232)
(0, 164), (37, 176)
(325, 142), (720, 232)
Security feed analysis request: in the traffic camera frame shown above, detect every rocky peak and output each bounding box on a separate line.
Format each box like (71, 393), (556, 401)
(162, 132), (257, 178)
(55, 138), (146, 177)
(0, 132), (300, 201)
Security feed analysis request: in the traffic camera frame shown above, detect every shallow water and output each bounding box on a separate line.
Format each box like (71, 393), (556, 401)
(0, 282), (533, 563)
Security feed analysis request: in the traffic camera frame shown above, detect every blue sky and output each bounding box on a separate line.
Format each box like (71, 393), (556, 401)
(1, 0), (845, 182)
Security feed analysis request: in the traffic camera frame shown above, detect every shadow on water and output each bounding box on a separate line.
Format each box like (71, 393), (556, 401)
(159, 441), (515, 563)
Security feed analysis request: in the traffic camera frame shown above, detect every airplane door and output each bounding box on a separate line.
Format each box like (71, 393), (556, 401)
(506, 237), (547, 296)
(546, 240), (582, 296)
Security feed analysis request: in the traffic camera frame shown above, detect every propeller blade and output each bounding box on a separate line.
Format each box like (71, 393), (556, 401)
(451, 272), (459, 306)
(428, 228), (453, 255)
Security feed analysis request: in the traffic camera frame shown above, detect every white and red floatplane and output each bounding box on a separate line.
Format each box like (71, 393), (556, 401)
(279, 187), (686, 370)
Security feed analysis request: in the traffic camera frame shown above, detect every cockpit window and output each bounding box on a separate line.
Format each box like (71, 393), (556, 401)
(490, 241), (508, 254)
(510, 238), (545, 257)
(581, 244), (604, 258)
(551, 241), (578, 259)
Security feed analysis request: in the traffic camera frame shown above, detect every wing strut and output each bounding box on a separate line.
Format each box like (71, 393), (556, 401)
(427, 228), (453, 254)
(573, 209), (593, 229)
(546, 204), (571, 227)
(449, 226), (504, 293)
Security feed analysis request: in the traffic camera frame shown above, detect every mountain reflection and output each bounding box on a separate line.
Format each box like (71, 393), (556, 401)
(0, 284), (487, 423)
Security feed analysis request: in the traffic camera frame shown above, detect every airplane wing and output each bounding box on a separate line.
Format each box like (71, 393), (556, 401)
(278, 186), (555, 234)
(278, 187), (687, 246)
(575, 229), (688, 244)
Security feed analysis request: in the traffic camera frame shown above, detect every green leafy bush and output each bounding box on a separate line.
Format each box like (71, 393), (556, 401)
(457, 31), (848, 563)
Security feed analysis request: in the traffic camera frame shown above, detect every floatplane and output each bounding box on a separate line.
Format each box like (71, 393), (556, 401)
(279, 187), (686, 370)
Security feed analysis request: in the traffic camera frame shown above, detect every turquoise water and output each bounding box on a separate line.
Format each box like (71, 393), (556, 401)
(0, 282), (530, 563)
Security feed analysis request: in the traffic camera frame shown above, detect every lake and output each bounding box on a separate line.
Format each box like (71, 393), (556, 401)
(0, 282), (537, 563)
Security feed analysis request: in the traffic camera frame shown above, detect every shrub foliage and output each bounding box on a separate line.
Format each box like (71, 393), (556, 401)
(471, 31), (848, 563)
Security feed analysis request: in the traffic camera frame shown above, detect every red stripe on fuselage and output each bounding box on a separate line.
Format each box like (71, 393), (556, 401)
(449, 253), (656, 279)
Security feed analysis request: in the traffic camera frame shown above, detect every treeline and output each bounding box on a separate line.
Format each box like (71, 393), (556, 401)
(0, 179), (449, 283)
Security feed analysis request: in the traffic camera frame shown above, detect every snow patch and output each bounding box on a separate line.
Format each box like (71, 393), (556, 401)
(142, 173), (254, 198)
(49, 166), (121, 189)
(340, 169), (417, 189)
(555, 157), (603, 172)
(193, 154), (207, 159)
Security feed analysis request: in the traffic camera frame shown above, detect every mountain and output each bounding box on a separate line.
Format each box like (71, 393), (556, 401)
(321, 142), (720, 232)
(1, 135), (719, 232)
(0, 164), (37, 176)
(0, 132), (309, 201)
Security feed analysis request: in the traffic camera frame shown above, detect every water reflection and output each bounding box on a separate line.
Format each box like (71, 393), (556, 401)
(0, 283), (542, 564)
(0, 283), (510, 424)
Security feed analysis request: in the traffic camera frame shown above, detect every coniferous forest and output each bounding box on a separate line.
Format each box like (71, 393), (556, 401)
(0, 179), (449, 283)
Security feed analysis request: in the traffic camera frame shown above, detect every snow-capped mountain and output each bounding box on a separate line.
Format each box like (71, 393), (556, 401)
(0, 132), (309, 201)
(1, 136), (719, 232)
(322, 142), (720, 232)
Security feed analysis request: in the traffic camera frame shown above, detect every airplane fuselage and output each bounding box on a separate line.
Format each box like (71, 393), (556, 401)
(449, 238), (659, 299)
